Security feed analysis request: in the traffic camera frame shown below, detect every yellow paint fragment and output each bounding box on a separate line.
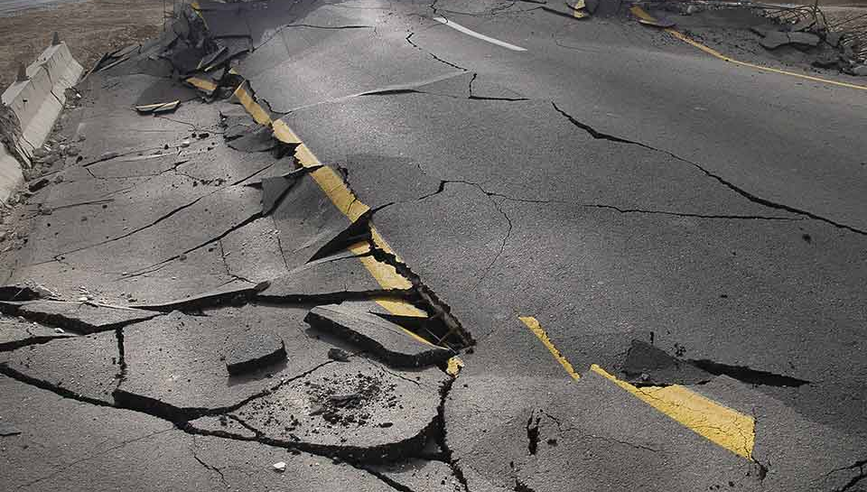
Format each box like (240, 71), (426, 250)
(518, 316), (581, 381)
(231, 83), (271, 125)
(186, 77), (217, 93)
(447, 356), (464, 376)
(273, 120), (302, 144)
(591, 364), (755, 459)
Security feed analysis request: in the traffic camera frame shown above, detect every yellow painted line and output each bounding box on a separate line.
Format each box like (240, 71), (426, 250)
(447, 356), (465, 376)
(591, 365), (755, 459)
(273, 120), (302, 145)
(186, 77), (217, 93)
(630, 6), (867, 92)
(231, 82), (271, 125)
(518, 316), (581, 381)
(521, 316), (755, 459)
(231, 83), (431, 323)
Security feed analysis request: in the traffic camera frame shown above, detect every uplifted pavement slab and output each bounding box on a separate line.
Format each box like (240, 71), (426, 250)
(0, 330), (120, 405)
(269, 173), (355, 269)
(0, 314), (74, 351)
(0, 375), (394, 491)
(257, 255), (407, 303)
(199, 358), (450, 461)
(116, 307), (338, 419)
(306, 304), (454, 368)
(1, 300), (158, 334)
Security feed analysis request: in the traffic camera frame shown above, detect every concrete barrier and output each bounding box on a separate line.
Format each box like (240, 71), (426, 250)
(1, 40), (83, 203)
(0, 144), (24, 202)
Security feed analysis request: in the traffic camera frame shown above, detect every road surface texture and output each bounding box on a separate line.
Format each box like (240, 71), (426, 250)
(1, 0), (866, 491)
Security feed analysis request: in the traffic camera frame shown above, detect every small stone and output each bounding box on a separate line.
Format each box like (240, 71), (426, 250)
(66, 147), (80, 156)
(272, 462), (286, 472)
(852, 65), (867, 76)
(180, 140), (191, 148)
(78, 296), (88, 302)
(53, 175), (64, 184)
(77, 134), (86, 142)
(54, 327), (65, 334)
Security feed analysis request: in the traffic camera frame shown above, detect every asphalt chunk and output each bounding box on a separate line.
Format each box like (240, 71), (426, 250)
(225, 327), (287, 376)
(306, 304), (454, 368)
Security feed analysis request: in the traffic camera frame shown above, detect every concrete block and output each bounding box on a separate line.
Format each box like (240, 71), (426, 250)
(0, 41), (82, 202)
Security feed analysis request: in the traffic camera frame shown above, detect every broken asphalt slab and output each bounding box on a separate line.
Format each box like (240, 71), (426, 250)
(0, 329), (121, 405)
(0, 300), (159, 334)
(305, 304), (454, 368)
(193, 357), (451, 461)
(225, 326), (286, 376)
(0, 314), (74, 352)
(255, 255), (411, 303)
(0, 375), (398, 491)
(114, 307), (333, 419)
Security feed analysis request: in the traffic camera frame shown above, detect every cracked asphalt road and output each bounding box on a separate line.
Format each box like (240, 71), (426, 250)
(1, 0), (866, 490)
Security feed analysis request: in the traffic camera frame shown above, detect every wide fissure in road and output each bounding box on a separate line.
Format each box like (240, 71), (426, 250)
(1, 0), (865, 491)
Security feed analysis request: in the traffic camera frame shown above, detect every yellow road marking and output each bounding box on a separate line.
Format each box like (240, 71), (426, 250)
(231, 82), (271, 125)
(447, 356), (465, 376)
(186, 77), (217, 93)
(630, 6), (867, 92)
(591, 365), (755, 459)
(231, 83), (431, 323)
(518, 316), (581, 381)
(520, 316), (755, 459)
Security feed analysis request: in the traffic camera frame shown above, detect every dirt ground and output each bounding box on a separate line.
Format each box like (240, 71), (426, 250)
(0, 0), (171, 89)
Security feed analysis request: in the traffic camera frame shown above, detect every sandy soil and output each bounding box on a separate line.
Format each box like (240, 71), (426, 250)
(0, 0), (171, 90)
